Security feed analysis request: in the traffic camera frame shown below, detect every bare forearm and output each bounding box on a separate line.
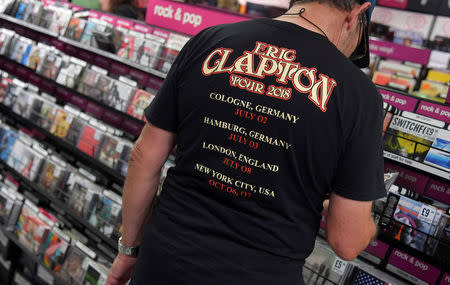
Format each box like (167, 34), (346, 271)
(121, 158), (160, 246)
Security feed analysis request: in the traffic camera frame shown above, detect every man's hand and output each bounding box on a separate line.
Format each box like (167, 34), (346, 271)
(106, 253), (137, 285)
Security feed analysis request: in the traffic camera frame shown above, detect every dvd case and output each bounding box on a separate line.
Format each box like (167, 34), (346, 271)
(11, 89), (37, 119)
(0, 127), (19, 162)
(59, 242), (95, 284)
(8, 36), (32, 65)
(36, 155), (71, 195)
(0, 29), (16, 56)
(424, 129), (450, 172)
(135, 34), (165, 69)
(7, 140), (45, 181)
(56, 57), (85, 89)
(38, 6), (55, 29)
(40, 227), (70, 273)
(49, 108), (73, 139)
(102, 79), (135, 112)
(82, 259), (109, 285)
(77, 122), (105, 157)
(29, 97), (57, 131)
(47, 7), (72, 36)
(64, 115), (87, 147)
(87, 189), (122, 238)
(37, 51), (63, 81)
(26, 43), (49, 71)
(64, 172), (103, 218)
(126, 89), (155, 120)
(64, 18), (87, 42)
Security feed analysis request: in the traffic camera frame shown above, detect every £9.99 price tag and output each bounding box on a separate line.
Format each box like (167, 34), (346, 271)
(331, 257), (348, 275)
(418, 204), (436, 224)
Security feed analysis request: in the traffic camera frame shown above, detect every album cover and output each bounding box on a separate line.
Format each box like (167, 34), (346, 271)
(417, 80), (449, 101)
(92, 22), (122, 53)
(48, 108), (71, 139)
(135, 35), (165, 69)
(83, 260), (109, 285)
(102, 80), (135, 112)
(36, 157), (71, 195)
(66, 173), (102, 218)
(16, 202), (50, 253)
(26, 44), (49, 71)
(48, 7), (72, 35)
(0, 0), (16, 14)
(95, 135), (120, 168)
(126, 89), (155, 120)
(77, 124), (104, 157)
(23, 1), (43, 25)
(88, 190), (122, 238)
(115, 142), (132, 176)
(56, 60), (84, 89)
(79, 21), (96, 46)
(433, 217), (450, 266)
(59, 244), (92, 284)
(7, 141), (45, 181)
(64, 116), (87, 147)
(305, 239), (352, 284)
(423, 129), (450, 172)
(40, 227), (70, 273)
(159, 48), (179, 74)
(12, 89), (36, 119)
(351, 269), (388, 285)
(0, 187), (17, 225)
(29, 97), (57, 131)
(2, 80), (24, 108)
(384, 114), (439, 162)
(21, 1), (35, 23)
(382, 193), (443, 253)
(393, 29), (424, 47)
(64, 18), (87, 42)
(38, 7), (55, 29)
(373, 71), (416, 93)
(0, 29), (15, 55)
(77, 69), (105, 100)
(117, 32), (144, 60)
(9, 37), (32, 65)
(0, 76), (13, 103)
(37, 52), (63, 81)
(378, 60), (421, 79)
(14, 1), (28, 20)
(0, 127), (18, 162)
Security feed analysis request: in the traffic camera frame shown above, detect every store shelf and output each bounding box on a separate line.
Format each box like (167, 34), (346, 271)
(0, 225), (57, 282)
(0, 161), (118, 250)
(0, 14), (59, 38)
(0, 55), (144, 139)
(58, 37), (167, 79)
(0, 104), (126, 187)
(383, 151), (450, 181)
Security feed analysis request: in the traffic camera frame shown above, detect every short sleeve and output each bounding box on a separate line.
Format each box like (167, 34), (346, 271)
(145, 28), (213, 133)
(332, 89), (386, 201)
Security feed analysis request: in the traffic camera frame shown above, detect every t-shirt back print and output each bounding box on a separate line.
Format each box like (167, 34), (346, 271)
(202, 41), (338, 112)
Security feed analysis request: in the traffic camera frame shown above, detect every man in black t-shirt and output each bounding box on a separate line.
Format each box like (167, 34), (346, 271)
(107, 1), (385, 285)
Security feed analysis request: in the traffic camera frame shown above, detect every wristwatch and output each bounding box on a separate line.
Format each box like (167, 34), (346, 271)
(118, 237), (140, 257)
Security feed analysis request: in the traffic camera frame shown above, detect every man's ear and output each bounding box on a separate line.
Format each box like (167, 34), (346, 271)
(345, 2), (371, 31)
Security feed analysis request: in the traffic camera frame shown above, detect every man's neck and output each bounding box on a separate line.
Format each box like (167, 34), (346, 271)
(276, 3), (346, 46)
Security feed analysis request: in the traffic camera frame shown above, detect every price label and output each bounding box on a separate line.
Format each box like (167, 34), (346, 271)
(418, 204), (436, 224)
(331, 257), (348, 275)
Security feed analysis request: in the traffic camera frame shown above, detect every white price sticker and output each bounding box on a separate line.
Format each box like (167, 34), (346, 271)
(331, 257), (348, 275)
(418, 204), (436, 224)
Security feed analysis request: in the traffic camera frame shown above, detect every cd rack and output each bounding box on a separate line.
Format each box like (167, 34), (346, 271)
(0, 103), (126, 188)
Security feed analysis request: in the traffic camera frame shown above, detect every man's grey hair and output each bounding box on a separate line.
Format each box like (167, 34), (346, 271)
(289, 0), (361, 11)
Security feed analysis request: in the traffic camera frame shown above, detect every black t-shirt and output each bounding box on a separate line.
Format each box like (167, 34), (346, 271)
(133, 18), (386, 285)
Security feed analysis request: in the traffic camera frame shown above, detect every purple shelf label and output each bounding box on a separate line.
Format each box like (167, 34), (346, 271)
(369, 38), (431, 65)
(78, 50), (94, 62)
(388, 249), (440, 284)
(85, 102), (105, 118)
(417, 101), (450, 124)
(3, 62), (15, 73)
(40, 80), (56, 93)
(28, 74), (42, 87)
(70, 95), (87, 110)
(55, 87), (73, 101)
(129, 69), (149, 86)
(16, 66), (29, 79)
(384, 162), (429, 195)
(425, 179), (450, 205)
(116, 18), (134, 29)
(378, 89), (418, 112)
(64, 44), (79, 56)
(364, 239), (389, 259)
(50, 38), (65, 51)
(441, 273), (450, 285)
(102, 110), (123, 127)
(121, 118), (144, 137)
(100, 14), (117, 26)
(147, 76), (164, 90)
(134, 23), (153, 34)
(152, 28), (170, 40)
(94, 56), (112, 70)
(111, 62), (130, 76)
(447, 88), (450, 105)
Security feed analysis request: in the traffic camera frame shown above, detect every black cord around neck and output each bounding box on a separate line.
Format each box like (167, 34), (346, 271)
(284, 8), (330, 41)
